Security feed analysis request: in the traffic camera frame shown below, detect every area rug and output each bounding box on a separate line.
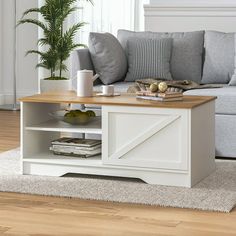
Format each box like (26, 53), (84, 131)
(0, 149), (236, 213)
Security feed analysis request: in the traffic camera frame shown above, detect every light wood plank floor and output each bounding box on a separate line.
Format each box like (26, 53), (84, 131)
(0, 111), (20, 152)
(0, 110), (235, 236)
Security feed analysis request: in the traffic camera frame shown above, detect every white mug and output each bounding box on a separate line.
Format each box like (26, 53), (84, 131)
(102, 85), (114, 95)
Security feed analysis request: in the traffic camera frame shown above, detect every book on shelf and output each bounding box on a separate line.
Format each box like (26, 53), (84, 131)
(51, 144), (101, 151)
(136, 95), (183, 102)
(50, 137), (102, 158)
(51, 151), (99, 158)
(51, 137), (101, 147)
(49, 146), (101, 157)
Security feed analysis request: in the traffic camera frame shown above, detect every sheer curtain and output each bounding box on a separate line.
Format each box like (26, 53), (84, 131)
(74, 0), (149, 43)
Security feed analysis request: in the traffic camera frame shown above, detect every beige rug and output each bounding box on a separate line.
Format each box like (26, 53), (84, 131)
(0, 149), (236, 212)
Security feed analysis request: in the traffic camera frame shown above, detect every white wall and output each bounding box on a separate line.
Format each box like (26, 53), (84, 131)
(0, 0), (38, 105)
(145, 1), (236, 32)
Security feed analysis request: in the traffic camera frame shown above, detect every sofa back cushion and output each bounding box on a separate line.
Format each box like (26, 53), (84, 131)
(89, 32), (128, 85)
(118, 30), (204, 83)
(229, 34), (236, 86)
(202, 31), (235, 84)
(125, 38), (173, 81)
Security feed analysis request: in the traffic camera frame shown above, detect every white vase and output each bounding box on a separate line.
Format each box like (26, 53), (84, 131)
(40, 79), (71, 93)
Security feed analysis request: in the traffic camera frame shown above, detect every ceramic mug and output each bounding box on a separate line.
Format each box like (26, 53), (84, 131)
(102, 85), (114, 95)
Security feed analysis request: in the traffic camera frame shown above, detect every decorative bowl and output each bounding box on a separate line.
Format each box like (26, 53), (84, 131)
(49, 110), (100, 125)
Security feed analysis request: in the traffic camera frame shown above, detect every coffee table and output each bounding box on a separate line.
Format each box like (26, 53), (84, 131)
(19, 92), (216, 187)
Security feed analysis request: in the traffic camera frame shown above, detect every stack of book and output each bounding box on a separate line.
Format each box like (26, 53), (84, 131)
(136, 91), (183, 102)
(49, 137), (101, 158)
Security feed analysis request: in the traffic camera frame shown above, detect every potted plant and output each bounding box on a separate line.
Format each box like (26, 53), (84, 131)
(18, 0), (92, 93)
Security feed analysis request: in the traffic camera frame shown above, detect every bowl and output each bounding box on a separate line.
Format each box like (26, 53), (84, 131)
(49, 110), (100, 125)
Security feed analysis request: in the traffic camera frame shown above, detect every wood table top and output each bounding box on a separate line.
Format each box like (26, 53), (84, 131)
(19, 91), (216, 109)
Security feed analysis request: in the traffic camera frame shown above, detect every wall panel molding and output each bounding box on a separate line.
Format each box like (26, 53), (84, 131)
(144, 1), (236, 32)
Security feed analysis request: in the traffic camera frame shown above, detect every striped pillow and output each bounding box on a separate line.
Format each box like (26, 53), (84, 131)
(125, 38), (173, 82)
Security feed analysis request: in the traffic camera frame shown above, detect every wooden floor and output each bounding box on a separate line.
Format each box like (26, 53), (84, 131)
(0, 110), (236, 236)
(0, 111), (20, 152)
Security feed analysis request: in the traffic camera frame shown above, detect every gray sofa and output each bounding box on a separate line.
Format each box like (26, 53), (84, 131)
(71, 33), (236, 158)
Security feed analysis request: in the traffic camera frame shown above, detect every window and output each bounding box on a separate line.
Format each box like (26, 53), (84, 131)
(73, 0), (149, 43)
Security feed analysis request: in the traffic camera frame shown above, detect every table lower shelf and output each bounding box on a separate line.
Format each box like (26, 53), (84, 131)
(23, 152), (102, 167)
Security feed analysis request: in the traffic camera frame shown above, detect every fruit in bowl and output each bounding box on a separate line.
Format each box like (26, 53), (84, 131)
(63, 110), (96, 125)
(86, 110), (96, 117)
(49, 109), (98, 125)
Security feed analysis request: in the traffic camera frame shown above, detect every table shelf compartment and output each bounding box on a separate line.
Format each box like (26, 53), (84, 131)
(25, 118), (102, 134)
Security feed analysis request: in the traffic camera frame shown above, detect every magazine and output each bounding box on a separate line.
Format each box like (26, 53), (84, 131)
(51, 137), (101, 147)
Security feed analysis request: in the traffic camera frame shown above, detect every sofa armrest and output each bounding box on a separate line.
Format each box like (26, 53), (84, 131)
(70, 48), (95, 78)
(70, 48), (98, 89)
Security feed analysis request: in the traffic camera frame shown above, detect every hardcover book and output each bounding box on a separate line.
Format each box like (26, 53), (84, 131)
(136, 96), (183, 102)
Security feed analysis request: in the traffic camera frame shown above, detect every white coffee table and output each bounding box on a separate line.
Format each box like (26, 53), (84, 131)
(19, 92), (216, 187)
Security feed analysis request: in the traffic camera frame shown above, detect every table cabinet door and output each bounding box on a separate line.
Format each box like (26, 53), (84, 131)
(102, 106), (190, 171)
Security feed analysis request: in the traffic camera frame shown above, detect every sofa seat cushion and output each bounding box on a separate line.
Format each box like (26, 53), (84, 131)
(94, 82), (135, 93)
(184, 86), (236, 115)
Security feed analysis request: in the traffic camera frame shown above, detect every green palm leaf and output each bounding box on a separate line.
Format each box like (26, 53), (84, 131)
(26, 50), (44, 57)
(22, 8), (41, 18)
(17, 19), (48, 32)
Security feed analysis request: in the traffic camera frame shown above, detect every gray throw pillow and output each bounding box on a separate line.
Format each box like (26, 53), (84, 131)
(88, 32), (128, 85)
(202, 31), (235, 84)
(118, 30), (204, 83)
(229, 34), (236, 86)
(125, 38), (173, 81)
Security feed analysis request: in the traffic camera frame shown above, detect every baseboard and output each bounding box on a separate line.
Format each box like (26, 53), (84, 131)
(0, 92), (37, 105)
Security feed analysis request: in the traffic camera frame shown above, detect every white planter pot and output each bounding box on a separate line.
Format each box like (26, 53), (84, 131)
(40, 79), (71, 93)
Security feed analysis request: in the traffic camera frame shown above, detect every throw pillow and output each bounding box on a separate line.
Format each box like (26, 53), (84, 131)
(202, 31), (235, 84)
(125, 38), (173, 81)
(229, 34), (236, 86)
(118, 30), (204, 83)
(88, 32), (128, 85)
